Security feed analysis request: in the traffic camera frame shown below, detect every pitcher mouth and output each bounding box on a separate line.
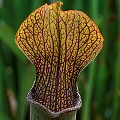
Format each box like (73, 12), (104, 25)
(27, 92), (82, 118)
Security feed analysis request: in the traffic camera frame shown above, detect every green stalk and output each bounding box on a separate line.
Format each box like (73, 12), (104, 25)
(111, 40), (120, 120)
(111, 0), (120, 119)
(17, 61), (35, 120)
(82, 0), (99, 120)
(17, 61), (26, 120)
(0, 50), (11, 119)
(0, 50), (4, 115)
(30, 104), (77, 120)
(95, 0), (110, 115)
(82, 59), (97, 120)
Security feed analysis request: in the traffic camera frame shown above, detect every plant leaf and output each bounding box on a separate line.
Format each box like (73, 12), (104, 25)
(16, 1), (104, 117)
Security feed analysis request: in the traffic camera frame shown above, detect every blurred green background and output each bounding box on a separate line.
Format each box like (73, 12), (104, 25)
(0, 0), (120, 120)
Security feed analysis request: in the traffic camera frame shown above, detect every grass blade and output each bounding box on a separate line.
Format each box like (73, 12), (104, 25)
(0, 23), (26, 63)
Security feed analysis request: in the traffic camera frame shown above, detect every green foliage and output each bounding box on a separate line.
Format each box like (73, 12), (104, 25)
(0, 0), (120, 120)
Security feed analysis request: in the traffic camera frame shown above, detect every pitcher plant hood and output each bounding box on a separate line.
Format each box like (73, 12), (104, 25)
(16, 1), (104, 118)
